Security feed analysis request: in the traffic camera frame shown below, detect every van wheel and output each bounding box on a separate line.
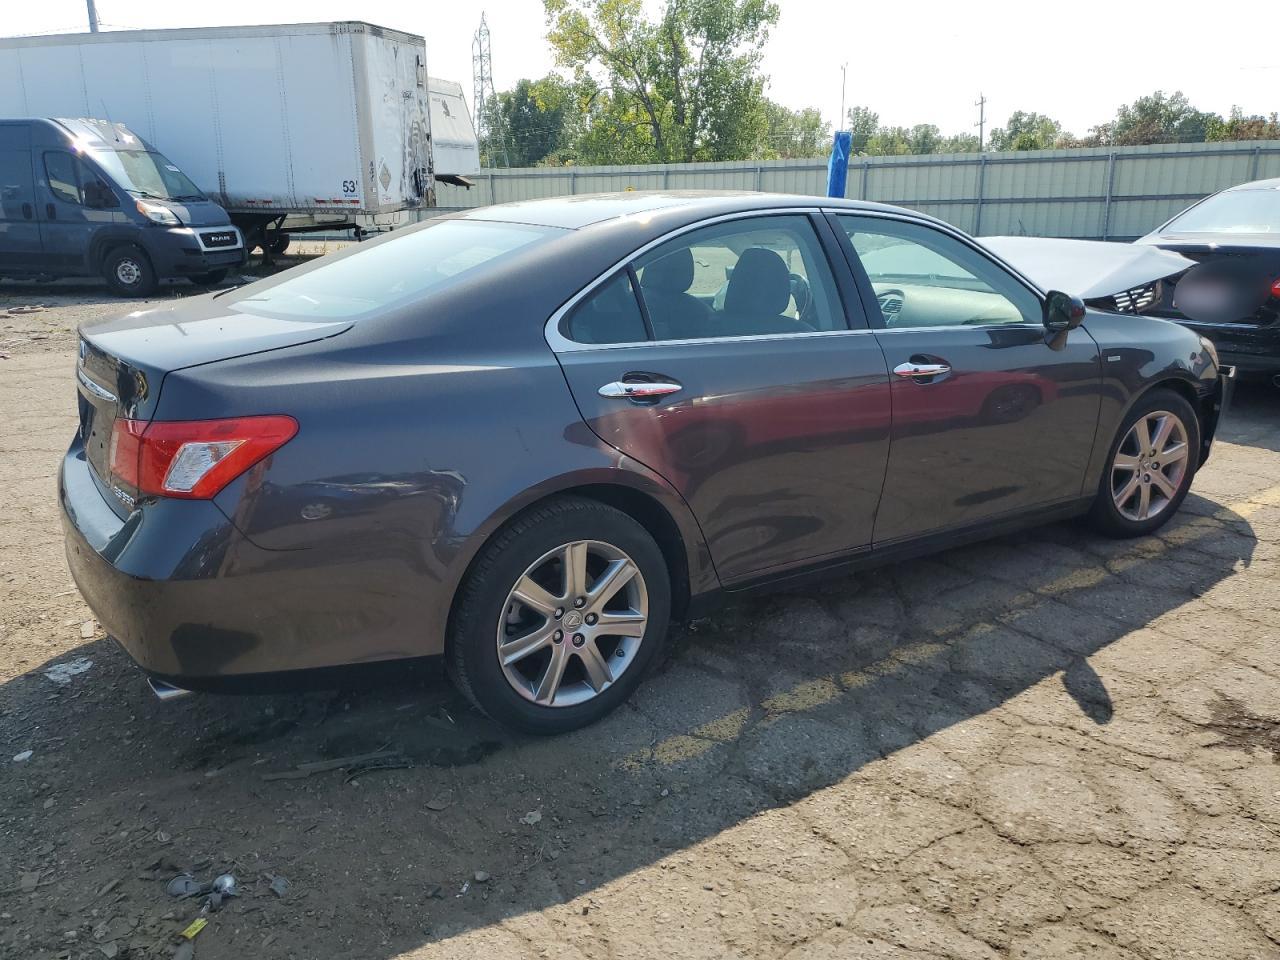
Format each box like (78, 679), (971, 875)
(103, 246), (158, 297)
(447, 497), (671, 735)
(190, 269), (228, 287)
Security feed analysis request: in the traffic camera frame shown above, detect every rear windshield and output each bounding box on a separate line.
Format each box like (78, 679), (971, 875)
(1164, 189), (1280, 235)
(227, 220), (562, 321)
(91, 149), (204, 201)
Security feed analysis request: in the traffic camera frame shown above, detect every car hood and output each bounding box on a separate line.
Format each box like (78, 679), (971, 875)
(983, 236), (1195, 299)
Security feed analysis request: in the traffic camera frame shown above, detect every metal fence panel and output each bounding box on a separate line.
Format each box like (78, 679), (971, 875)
(433, 140), (1280, 239)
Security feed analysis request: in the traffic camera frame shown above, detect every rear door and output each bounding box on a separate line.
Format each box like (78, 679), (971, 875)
(0, 123), (43, 269)
(552, 212), (892, 584)
(831, 213), (1102, 545)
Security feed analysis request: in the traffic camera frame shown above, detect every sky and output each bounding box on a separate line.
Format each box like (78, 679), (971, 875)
(6, 0), (1277, 139)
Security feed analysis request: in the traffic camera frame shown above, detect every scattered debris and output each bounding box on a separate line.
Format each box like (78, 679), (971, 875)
(155, 831), (172, 844)
(12, 750), (32, 763)
(344, 753), (411, 782)
(165, 875), (203, 899)
(425, 794), (453, 812)
(179, 916), (207, 940)
(20, 872), (40, 894)
(80, 619), (97, 639)
(519, 809), (542, 826)
(457, 880), (470, 897)
(43, 657), (93, 685)
(211, 874), (238, 898)
(97, 943), (119, 959)
(473, 871), (490, 884)
(261, 749), (405, 781)
(425, 884), (444, 899)
(268, 876), (290, 898)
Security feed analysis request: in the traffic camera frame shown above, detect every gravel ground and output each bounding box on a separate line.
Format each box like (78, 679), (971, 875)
(2, 279), (1279, 960)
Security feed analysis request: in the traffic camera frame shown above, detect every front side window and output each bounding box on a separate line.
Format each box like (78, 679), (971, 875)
(633, 215), (846, 341)
(839, 215), (1040, 329)
(44, 152), (80, 204)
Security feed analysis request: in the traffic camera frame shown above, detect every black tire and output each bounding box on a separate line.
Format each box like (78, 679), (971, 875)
(1087, 388), (1200, 538)
(447, 497), (672, 734)
(190, 269), (228, 287)
(102, 245), (158, 297)
(268, 232), (291, 256)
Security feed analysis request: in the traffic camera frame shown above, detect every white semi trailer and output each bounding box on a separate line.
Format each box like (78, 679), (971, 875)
(0, 22), (475, 254)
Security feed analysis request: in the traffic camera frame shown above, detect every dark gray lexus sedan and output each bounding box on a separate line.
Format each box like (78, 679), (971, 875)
(61, 193), (1231, 733)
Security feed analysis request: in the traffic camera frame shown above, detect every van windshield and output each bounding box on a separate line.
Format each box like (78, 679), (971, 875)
(227, 219), (563, 320)
(90, 148), (205, 201)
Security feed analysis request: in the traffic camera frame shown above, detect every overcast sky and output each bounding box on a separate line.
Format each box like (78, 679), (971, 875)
(7, 0), (1276, 139)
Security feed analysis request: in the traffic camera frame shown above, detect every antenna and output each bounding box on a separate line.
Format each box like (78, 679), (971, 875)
(471, 13), (508, 168)
(975, 93), (987, 150)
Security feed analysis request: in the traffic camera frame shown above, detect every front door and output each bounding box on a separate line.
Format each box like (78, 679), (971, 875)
(553, 213), (893, 584)
(0, 124), (43, 270)
(832, 213), (1102, 545)
(37, 150), (120, 273)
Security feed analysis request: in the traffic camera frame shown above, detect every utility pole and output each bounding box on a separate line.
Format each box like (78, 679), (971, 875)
(839, 62), (848, 131)
(471, 13), (507, 168)
(86, 0), (100, 32)
(974, 93), (987, 150)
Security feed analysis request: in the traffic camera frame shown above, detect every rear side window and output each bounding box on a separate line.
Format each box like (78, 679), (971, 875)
(564, 272), (648, 345)
(227, 220), (561, 320)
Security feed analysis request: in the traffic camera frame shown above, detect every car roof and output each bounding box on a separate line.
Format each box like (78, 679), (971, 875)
(1222, 177), (1280, 192)
(452, 190), (935, 231)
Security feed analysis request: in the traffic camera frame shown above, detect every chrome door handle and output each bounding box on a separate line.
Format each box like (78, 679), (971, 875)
(598, 380), (682, 399)
(893, 361), (951, 379)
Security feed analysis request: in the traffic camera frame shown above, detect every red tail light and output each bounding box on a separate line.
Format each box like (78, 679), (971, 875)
(109, 416), (298, 500)
(1271, 277), (1280, 299)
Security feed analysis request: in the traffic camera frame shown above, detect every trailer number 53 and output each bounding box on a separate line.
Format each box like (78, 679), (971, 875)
(342, 180), (358, 195)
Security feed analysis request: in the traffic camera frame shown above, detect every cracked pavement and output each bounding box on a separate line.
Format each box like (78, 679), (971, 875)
(2, 285), (1279, 959)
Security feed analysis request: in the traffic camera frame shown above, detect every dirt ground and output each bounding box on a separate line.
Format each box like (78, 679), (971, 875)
(3, 271), (1280, 960)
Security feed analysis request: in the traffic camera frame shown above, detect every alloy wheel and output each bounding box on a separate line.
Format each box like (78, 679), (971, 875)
(496, 540), (648, 707)
(1110, 409), (1189, 521)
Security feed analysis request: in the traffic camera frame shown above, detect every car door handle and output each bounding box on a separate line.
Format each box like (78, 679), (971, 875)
(893, 361), (951, 379)
(21, 202), (33, 220)
(598, 380), (683, 400)
(46, 203), (57, 220)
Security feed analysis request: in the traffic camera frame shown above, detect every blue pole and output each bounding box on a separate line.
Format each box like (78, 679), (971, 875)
(827, 130), (852, 199)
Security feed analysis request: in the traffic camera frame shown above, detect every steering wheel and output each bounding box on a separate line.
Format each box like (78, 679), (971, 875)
(789, 273), (813, 324)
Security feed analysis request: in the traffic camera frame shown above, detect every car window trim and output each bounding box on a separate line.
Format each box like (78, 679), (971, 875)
(821, 208), (1049, 332)
(546, 208), (862, 353)
(43, 149), (82, 206)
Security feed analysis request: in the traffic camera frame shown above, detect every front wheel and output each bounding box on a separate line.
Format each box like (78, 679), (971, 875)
(447, 497), (671, 734)
(102, 246), (158, 298)
(1087, 388), (1200, 538)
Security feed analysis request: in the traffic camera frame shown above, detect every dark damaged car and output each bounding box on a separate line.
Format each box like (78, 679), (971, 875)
(62, 192), (1232, 734)
(989, 177), (1280, 376)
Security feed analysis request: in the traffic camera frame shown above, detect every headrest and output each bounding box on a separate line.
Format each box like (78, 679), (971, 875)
(641, 247), (695, 293)
(723, 247), (791, 317)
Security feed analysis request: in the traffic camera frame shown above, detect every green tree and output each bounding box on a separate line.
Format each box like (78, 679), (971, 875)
(988, 111), (1067, 151)
(1091, 90), (1221, 145)
(846, 105), (879, 154)
(762, 101), (830, 158)
(492, 76), (573, 167)
(544, 0), (780, 163)
(1206, 106), (1280, 142)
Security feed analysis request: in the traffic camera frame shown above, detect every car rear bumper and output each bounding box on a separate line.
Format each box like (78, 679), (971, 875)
(59, 441), (434, 686)
(1171, 318), (1280, 372)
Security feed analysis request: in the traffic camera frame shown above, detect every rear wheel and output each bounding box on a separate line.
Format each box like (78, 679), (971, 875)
(102, 246), (158, 298)
(447, 497), (671, 734)
(1088, 388), (1200, 538)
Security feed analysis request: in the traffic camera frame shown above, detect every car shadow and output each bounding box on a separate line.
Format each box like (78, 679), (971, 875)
(0, 487), (1257, 958)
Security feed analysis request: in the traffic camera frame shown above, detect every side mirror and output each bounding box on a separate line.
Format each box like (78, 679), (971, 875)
(1043, 290), (1086, 332)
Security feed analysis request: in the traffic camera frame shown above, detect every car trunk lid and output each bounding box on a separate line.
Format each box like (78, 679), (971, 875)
(1141, 238), (1280, 327)
(77, 299), (352, 512)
